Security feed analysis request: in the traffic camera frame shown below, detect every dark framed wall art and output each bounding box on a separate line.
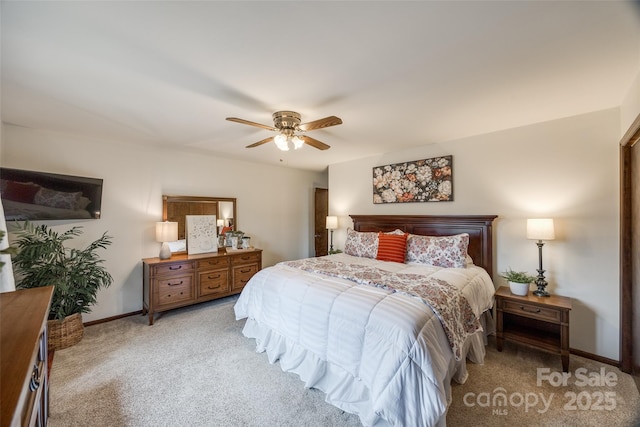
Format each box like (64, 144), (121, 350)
(372, 155), (453, 204)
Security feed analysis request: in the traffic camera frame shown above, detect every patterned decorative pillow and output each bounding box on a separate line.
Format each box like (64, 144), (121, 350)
(344, 228), (379, 258)
(406, 233), (470, 268)
(34, 187), (82, 210)
(376, 232), (408, 263)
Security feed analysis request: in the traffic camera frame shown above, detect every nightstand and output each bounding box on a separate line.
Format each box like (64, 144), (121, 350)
(495, 286), (572, 372)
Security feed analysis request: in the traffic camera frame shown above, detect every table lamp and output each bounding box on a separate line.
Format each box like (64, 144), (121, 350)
(156, 221), (178, 260)
(526, 218), (555, 297)
(326, 216), (338, 253)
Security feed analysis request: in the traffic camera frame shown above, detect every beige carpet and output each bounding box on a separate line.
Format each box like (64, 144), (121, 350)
(448, 337), (640, 426)
(48, 295), (640, 426)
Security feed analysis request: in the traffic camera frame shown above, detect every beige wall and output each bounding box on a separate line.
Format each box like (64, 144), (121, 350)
(621, 70), (640, 138)
(329, 109), (621, 360)
(1, 124), (327, 321)
(1, 105), (629, 358)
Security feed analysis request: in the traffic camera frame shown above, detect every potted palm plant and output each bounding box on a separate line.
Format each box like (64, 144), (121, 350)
(12, 222), (113, 350)
(500, 268), (535, 296)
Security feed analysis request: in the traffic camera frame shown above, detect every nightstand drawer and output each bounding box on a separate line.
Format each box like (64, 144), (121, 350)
(502, 300), (560, 322)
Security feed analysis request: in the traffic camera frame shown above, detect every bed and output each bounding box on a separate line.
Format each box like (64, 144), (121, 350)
(234, 214), (498, 427)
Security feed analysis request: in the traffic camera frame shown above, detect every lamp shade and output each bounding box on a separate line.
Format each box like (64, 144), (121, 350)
(216, 219), (224, 227)
(526, 218), (555, 241)
(274, 134), (289, 151)
(156, 221), (178, 243)
(326, 216), (338, 230)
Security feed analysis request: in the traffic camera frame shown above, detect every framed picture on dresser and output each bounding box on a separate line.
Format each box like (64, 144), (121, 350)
(185, 215), (218, 254)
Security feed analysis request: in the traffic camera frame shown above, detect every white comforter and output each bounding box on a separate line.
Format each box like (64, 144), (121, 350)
(234, 253), (495, 427)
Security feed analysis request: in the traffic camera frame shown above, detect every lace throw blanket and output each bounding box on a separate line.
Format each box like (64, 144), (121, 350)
(281, 258), (481, 361)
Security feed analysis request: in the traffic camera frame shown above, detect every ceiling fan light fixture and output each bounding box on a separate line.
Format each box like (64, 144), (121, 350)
(292, 135), (304, 150)
(274, 133), (289, 151)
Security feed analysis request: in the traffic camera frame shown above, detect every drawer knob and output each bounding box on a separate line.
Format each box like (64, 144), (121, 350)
(169, 265), (183, 270)
(208, 274), (220, 279)
(240, 268), (251, 273)
(520, 305), (541, 313)
(168, 281), (183, 286)
(29, 364), (40, 391)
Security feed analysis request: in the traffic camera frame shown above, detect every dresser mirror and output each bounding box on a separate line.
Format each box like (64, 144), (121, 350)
(162, 195), (237, 254)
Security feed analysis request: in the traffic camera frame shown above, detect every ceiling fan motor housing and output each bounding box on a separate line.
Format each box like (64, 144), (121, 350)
(273, 111), (301, 130)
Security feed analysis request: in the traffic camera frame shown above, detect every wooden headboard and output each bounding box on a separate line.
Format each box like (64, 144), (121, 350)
(350, 214), (498, 277)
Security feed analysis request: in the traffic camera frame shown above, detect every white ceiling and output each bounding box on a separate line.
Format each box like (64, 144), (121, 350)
(2, 1), (639, 171)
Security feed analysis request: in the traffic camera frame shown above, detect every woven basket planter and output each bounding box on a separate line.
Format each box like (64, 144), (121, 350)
(47, 313), (84, 351)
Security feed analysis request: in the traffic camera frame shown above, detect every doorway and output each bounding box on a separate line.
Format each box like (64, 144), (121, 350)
(314, 188), (328, 256)
(620, 113), (640, 392)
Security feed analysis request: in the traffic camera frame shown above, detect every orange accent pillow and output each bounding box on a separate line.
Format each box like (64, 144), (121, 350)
(376, 232), (408, 263)
(3, 181), (40, 203)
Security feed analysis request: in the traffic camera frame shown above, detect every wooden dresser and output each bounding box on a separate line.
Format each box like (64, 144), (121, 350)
(142, 248), (262, 325)
(1, 286), (54, 427)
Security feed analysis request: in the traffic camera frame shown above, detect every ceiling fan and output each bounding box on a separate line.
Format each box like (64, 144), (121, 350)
(226, 111), (342, 151)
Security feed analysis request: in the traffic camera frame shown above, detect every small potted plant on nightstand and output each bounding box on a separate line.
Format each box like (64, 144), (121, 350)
(500, 268), (535, 296)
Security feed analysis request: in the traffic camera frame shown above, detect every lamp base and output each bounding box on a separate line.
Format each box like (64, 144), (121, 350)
(533, 275), (550, 297)
(159, 242), (171, 260)
(533, 288), (550, 297)
(533, 241), (550, 297)
(329, 230), (334, 253)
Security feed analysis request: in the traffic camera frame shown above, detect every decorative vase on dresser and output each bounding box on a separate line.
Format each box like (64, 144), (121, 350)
(142, 248), (261, 325)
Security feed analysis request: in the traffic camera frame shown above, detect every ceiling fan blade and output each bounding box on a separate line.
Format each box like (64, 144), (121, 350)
(297, 116), (343, 132)
(300, 135), (330, 151)
(226, 117), (277, 131)
(246, 136), (274, 148)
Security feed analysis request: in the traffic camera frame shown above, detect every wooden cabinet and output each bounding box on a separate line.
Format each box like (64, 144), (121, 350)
(142, 248), (261, 325)
(495, 286), (572, 372)
(1, 286), (54, 427)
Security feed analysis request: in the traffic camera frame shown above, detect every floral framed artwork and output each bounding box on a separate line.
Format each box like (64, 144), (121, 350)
(186, 215), (218, 254)
(373, 155), (453, 204)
